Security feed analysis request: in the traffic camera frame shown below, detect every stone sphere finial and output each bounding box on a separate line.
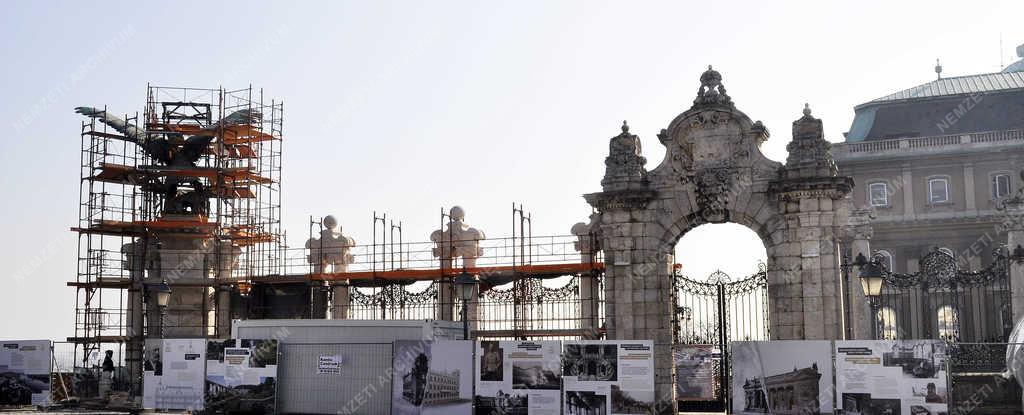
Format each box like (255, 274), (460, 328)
(621, 120), (629, 133)
(803, 103), (812, 116)
(450, 206), (465, 221)
(323, 215), (338, 230)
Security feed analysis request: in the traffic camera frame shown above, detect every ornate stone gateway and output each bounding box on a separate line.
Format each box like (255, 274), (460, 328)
(585, 67), (853, 412)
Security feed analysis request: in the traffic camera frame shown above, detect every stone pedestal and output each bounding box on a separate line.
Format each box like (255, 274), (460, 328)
(151, 246), (210, 338)
(331, 282), (351, 319)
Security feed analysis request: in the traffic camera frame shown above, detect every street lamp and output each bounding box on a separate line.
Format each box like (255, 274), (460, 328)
(454, 270), (479, 340)
(858, 259), (885, 339)
(154, 280), (172, 338)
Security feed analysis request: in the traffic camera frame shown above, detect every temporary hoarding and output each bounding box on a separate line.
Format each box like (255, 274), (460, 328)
(730, 340), (834, 414)
(474, 340), (562, 415)
(206, 339), (279, 414)
(563, 340), (655, 415)
(392, 340), (473, 415)
(674, 345), (719, 401)
(835, 340), (948, 415)
(142, 338), (206, 410)
(0, 340), (51, 406)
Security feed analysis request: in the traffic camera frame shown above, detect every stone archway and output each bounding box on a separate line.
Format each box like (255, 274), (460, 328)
(584, 67), (853, 411)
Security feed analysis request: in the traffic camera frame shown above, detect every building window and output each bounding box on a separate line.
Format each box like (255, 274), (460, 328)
(869, 182), (889, 207)
(873, 250), (894, 271)
(993, 174), (1012, 199)
(928, 178), (949, 203)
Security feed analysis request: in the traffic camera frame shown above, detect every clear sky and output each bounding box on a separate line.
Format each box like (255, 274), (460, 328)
(1, 0), (1022, 341)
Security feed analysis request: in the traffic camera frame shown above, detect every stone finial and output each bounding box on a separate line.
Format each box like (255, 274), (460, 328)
(693, 65), (733, 108)
(784, 103), (836, 176)
(430, 206), (486, 261)
(305, 215), (356, 272)
(601, 120), (647, 191)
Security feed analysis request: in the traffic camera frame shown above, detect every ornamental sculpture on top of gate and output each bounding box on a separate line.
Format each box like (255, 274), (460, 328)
(585, 66), (854, 412)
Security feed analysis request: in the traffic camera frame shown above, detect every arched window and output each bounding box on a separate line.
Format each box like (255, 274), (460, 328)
(937, 305), (959, 341)
(868, 182), (889, 207)
(877, 307), (898, 340)
(928, 177), (950, 203)
(874, 250), (894, 272)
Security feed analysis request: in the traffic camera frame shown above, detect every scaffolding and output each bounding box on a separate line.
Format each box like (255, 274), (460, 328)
(68, 85), (283, 388)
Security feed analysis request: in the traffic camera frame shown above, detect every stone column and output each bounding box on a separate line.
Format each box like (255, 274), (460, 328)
(844, 208), (875, 339)
(572, 218), (602, 338)
(430, 206), (485, 324)
(1004, 197), (1024, 322)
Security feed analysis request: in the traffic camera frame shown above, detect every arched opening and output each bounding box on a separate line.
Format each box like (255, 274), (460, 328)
(673, 223), (770, 345)
(675, 223), (767, 280)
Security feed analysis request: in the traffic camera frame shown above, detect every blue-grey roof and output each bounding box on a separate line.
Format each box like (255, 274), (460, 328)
(860, 71), (1024, 108)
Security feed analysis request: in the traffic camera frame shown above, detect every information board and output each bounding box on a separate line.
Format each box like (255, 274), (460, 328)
(563, 340), (655, 415)
(142, 338), (206, 410)
(730, 340), (834, 414)
(474, 340), (562, 415)
(0, 340), (51, 406)
(205, 339), (279, 414)
(835, 340), (948, 415)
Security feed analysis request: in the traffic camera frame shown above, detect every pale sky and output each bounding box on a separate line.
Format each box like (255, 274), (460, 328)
(1, 0), (1022, 341)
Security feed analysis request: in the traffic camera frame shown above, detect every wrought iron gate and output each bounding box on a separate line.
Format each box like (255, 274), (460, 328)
(874, 248), (1011, 342)
(673, 264), (769, 410)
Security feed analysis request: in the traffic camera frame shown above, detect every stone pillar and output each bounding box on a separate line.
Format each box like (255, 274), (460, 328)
(844, 208), (875, 339)
(430, 206), (485, 324)
(210, 240), (241, 337)
(304, 215), (356, 319)
(769, 105), (854, 340)
(572, 217), (602, 338)
(121, 241), (146, 396)
(330, 282), (351, 320)
(585, 121), (676, 413)
(1004, 197), (1024, 322)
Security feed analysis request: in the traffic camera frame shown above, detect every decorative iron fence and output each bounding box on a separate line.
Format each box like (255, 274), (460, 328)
(344, 273), (604, 340)
(875, 249), (1011, 342)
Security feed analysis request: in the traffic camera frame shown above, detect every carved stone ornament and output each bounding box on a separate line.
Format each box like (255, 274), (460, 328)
(694, 165), (734, 223)
(783, 104), (838, 176)
(601, 120), (648, 191)
(693, 66), (734, 108)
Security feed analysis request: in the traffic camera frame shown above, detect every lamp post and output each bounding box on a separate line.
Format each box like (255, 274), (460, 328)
(454, 270), (479, 340)
(153, 280), (172, 338)
(858, 259), (885, 339)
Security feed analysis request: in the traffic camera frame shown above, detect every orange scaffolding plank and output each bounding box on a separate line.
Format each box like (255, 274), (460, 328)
(307, 262), (605, 283)
(90, 163), (272, 185)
